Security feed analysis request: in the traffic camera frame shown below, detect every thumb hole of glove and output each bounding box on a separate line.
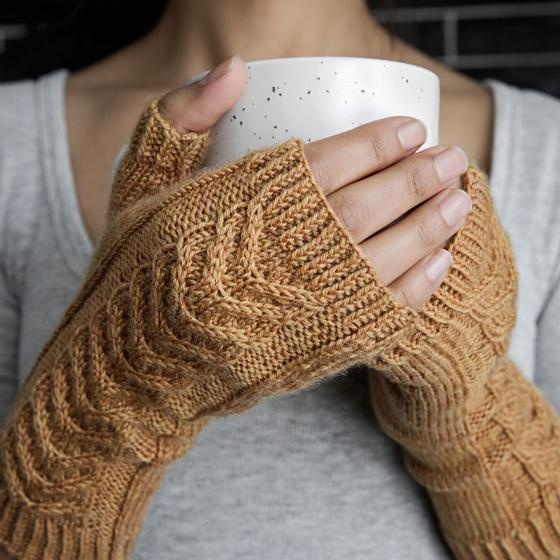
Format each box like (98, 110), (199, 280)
(159, 54), (247, 133)
(108, 55), (247, 221)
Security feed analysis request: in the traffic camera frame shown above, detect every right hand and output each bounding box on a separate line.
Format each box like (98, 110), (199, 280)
(155, 54), (471, 311)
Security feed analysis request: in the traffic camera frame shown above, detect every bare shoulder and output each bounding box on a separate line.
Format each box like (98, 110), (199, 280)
(440, 81), (494, 175)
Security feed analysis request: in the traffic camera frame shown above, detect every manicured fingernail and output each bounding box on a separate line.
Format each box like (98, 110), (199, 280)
(434, 146), (468, 183)
(439, 189), (472, 226)
(398, 120), (427, 150)
(199, 54), (239, 86)
(425, 249), (453, 283)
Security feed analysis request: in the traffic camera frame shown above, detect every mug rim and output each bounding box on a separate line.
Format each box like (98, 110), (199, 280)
(185, 55), (439, 85)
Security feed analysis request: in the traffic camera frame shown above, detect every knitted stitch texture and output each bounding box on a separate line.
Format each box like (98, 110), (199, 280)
(0, 96), (559, 560)
(0, 99), (415, 559)
(368, 166), (560, 559)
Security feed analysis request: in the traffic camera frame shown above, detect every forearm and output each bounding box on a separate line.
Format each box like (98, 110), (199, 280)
(0, 282), (210, 558)
(370, 357), (560, 558)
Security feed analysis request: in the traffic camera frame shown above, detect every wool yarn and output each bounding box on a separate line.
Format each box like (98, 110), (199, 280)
(0, 98), (558, 559)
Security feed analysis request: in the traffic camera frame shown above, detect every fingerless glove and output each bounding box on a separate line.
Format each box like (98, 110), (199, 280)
(0, 99), (415, 559)
(368, 167), (560, 559)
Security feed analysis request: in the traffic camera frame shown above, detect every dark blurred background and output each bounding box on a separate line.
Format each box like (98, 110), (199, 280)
(0, 0), (558, 96)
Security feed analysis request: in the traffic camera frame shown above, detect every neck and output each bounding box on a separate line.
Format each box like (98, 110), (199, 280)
(108, 0), (400, 86)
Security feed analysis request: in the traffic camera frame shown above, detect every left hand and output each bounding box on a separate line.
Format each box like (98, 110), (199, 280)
(368, 161), (518, 424)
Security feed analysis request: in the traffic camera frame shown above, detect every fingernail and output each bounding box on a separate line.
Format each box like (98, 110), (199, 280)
(425, 249), (453, 283)
(199, 54), (239, 86)
(439, 190), (472, 227)
(398, 120), (427, 150)
(434, 146), (468, 183)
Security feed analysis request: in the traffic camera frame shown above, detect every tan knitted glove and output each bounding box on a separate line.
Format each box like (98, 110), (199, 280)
(0, 99), (416, 559)
(368, 166), (560, 559)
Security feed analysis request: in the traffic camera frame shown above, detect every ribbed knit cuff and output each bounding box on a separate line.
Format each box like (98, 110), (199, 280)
(448, 509), (560, 559)
(0, 463), (164, 559)
(109, 97), (210, 219)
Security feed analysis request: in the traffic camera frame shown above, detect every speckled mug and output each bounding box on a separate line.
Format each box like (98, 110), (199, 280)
(185, 56), (440, 168)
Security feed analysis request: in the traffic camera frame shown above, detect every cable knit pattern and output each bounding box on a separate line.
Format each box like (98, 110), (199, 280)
(1, 96), (559, 559)
(0, 99), (415, 559)
(368, 166), (560, 559)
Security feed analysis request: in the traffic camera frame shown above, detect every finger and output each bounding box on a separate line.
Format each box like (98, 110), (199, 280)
(110, 55), (247, 218)
(385, 173), (464, 231)
(388, 249), (453, 310)
(359, 187), (472, 285)
(327, 145), (467, 243)
(303, 116), (428, 195)
(159, 54), (247, 133)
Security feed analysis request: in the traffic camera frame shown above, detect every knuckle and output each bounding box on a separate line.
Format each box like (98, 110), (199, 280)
(417, 219), (436, 248)
(367, 130), (388, 166)
(304, 145), (330, 189)
(394, 282), (418, 309)
(405, 165), (429, 200)
(329, 193), (362, 235)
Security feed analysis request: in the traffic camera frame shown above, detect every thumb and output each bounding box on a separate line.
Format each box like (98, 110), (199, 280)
(109, 54), (247, 219)
(159, 54), (247, 133)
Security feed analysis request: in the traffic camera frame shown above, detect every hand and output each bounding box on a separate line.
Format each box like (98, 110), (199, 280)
(157, 54), (471, 312)
(304, 124), (470, 310)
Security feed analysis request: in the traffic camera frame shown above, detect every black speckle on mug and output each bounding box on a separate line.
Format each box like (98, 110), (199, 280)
(285, 129), (288, 133)
(307, 90), (311, 94)
(242, 107), (246, 111)
(307, 138), (311, 142)
(264, 114), (268, 118)
(406, 78), (409, 83)
(272, 86), (276, 92)
(258, 136), (262, 140)
(251, 102), (255, 106)
(334, 71), (338, 75)
(360, 89), (365, 93)
(239, 121), (243, 126)
(267, 97), (271, 101)
(299, 96), (303, 100)
(344, 100), (348, 104)
(326, 89), (330, 93)
(279, 93), (282, 96)
(316, 76), (321, 80)
(320, 61), (324, 64)
(253, 132), (257, 135)
(272, 135), (275, 139)
(273, 125), (278, 129)
(232, 115), (237, 120)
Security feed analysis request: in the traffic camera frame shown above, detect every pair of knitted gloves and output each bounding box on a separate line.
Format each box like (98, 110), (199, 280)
(1, 98), (559, 560)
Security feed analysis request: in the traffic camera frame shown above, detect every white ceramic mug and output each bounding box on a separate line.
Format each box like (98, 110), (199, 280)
(185, 56), (440, 168)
